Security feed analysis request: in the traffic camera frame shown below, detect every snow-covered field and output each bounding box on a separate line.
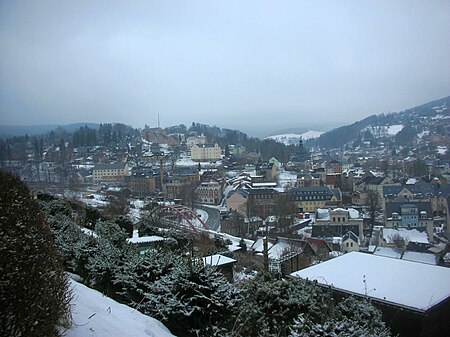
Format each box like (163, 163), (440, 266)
(266, 130), (324, 145)
(65, 279), (174, 337)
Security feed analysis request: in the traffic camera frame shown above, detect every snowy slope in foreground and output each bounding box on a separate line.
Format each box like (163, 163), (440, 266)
(65, 279), (174, 337)
(266, 130), (324, 145)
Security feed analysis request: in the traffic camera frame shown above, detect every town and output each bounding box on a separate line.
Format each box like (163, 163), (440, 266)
(1, 97), (450, 336)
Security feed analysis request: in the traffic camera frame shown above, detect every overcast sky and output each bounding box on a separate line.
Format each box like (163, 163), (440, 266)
(1, 0), (449, 136)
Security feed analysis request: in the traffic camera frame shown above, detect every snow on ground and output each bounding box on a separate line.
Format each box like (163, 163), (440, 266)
(266, 130), (324, 145)
(292, 252), (450, 312)
(176, 155), (222, 168)
(218, 232), (254, 252)
(194, 208), (209, 222)
(437, 146), (447, 155)
(277, 169), (297, 189)
(386, 124), (404, 136)
(79, 193), (108, 207)
(128, 199), (145, 224)
(65, 279), (174, 337)
(80, 227), (97, 238)
(127, 230), (166, 244)
(382, 228), (429, 244)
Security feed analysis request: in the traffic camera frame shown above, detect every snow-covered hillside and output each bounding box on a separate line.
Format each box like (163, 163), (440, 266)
(64, 279), (174, 337)
(266, 130), (324, 145)
(362, 125), (404, 138)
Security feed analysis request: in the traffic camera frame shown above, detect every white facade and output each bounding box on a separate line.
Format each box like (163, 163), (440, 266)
(191, 143), (221, 161)
(93, 163), (129, 182)
(186, 134), (206, 149)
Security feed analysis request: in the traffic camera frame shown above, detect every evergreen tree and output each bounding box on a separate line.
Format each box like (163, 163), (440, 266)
(142, 259), (240, 336)
(0, 170), (71, 336)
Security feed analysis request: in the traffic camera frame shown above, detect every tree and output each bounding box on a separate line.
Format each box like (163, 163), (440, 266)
(0, 170), (71, 336)
(367, 189), (380, 244)
(234, 274), (333, 337)
(290, 296), (392, 336)
(141, 259), (239, 336)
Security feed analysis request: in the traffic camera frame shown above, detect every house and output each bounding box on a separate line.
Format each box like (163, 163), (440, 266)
(191, 143), (221, 161)
(266, 237), (319, 274)
(313, 207), (364, 242)
(289, 187), (342, 213)
(93, 163), (129, 182)
(296, 173), (322, 188)
(220, 214), (261, 238)
(186, 133), (206, 149)
(326, 159), (342, 174)
(384, 200), (434, 240)
(202, 254), (237, 282)
(141, 127), (178, 145)
(341, 230), (359, 253)
(292, 252), (450, 337)
(226, 190), (248, 215)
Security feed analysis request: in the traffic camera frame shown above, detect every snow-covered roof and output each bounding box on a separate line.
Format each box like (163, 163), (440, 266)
(373, 246), (403, 259)
(203, 254), (236, 267)
(382, 228), (429, 244)
(251, 238), (273, 254)
(292, 252), (450, 312)
(402, 251), (437, 265)
(127, 235), (165, 244)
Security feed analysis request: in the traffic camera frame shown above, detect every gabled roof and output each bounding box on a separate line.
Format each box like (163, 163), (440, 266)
(342, 230), (359, 243)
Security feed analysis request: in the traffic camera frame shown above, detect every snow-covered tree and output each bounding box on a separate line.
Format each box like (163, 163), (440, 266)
(289, 297), (392, 336)
(234, 274), (333, 337)
(0, 170), (71, 336)
(141, 259), (240, 336)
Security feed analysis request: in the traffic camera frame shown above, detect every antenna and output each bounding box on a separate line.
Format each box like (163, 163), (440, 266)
(158, 113), (160, 128)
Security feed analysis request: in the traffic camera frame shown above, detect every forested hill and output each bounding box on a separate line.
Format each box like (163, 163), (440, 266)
(312, 95), (450, 149)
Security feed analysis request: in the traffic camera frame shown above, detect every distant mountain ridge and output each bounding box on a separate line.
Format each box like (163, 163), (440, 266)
(312, 96), (450, 149)
(0, 123), (99, 138)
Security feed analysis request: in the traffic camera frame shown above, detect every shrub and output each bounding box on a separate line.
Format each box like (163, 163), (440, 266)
(0, 170), (71, 336)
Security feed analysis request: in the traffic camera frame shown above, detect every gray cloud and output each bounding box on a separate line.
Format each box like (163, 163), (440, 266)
(1, 0), (449, 136)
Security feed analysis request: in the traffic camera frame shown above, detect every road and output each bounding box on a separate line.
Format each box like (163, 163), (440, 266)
(194, 204), (221, 231)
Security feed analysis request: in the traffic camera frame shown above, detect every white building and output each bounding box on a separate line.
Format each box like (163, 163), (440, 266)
(186, 133), (206, 149)
(191, 143), (221, 161)
(93, 163), (129, 182)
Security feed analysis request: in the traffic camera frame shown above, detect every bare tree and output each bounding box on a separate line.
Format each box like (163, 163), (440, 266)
(367, 189), (381, 244)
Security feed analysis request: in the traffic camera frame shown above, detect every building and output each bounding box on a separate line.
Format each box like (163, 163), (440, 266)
(130, 166), (157, 196)
(196, 180), (222, 205)
(341, 230), (359, 253)
(292, 252), (450, 337)
(313, 207), (364, 242)
(296, 173), (322, 188)
(186, 133), (206, 149)
(191, 143), (221, 161)
(202, 254), (237, 282)
(289, 187), (341, 213)
(93, 163), (129, 182)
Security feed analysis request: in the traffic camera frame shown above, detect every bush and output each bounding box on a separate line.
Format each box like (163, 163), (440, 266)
(0, 170), (71, 336)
